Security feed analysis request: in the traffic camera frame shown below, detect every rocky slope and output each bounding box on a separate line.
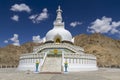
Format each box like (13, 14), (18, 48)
(0, 33), (120, 67)
(74, 33), (120, 67)
(0, 42), (41, 66)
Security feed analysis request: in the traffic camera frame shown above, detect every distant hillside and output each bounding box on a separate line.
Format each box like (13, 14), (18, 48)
(74, 33), (120, 67)
(0, 42), (41, 65)
(0, 33), (120, 67)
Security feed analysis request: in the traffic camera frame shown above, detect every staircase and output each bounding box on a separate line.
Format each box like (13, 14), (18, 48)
(41, 56), (62, 72)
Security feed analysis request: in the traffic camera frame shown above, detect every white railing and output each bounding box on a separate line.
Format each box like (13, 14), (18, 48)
(64, 53), (96, 60)
(63, 53), (97, 65)
(34, 43), (83, 53)
(41, 52), (48, 67)
(63, 43), (84, 51)
(62, 51), (64, 71)
(20, 52), (45, 59)
(0, 68), (17, 73)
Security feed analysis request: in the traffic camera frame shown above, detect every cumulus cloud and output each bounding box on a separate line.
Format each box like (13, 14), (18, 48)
(10, 34), (20, 46)
(11, 15), (19, 21)
(4, 34), (20, 46)
(32, 35), (46, 43)
(32, 35), (41, 43)
(70, 21), (82, 27)
(29, 8), (48, 23)
(29, 15), (38, 23)
(10, 3), (31, 13)
(4, 40), (8, 43)
(87, 16), (120, 35)
(42, 37), (46, 43)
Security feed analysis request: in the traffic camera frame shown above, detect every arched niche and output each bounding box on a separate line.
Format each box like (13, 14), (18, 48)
(54, 34), (62, 43)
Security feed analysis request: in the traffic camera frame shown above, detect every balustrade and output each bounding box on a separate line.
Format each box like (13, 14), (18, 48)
(63, 53), (97, 65)
(33, 43), (84, 53)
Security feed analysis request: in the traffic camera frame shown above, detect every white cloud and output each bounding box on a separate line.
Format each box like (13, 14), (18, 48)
(4, 40), (8, 43)
(29, 15), (38, 23)
(32, 35), (46, 43)
(4, 34), (20, 46)
(32, 35), (41, 43)
(10, 34), (20, 46)
(11, 15), (19, 21)
(10, 3), (31, 13)
(29, 8), (48, 23)
(87, 16), (120, 35)
(70, 21), (82, 27)
(42, 37), (46, 43)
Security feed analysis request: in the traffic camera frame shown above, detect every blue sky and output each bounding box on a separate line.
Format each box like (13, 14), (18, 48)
(0, 0), (120, 47)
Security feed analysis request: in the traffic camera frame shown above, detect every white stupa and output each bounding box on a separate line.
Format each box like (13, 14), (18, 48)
(17, 6), (98, 72)
(46, 6), (72, 43)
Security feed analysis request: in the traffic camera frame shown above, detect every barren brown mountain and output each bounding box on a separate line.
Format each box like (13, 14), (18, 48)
(0, 42), (42, 66)
(74, 33), (120, 67)
(0, 33), (120, 67)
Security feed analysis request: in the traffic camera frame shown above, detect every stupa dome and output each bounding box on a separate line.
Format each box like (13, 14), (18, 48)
(46, 27), (72, 42)
(45, 6), (72, 43)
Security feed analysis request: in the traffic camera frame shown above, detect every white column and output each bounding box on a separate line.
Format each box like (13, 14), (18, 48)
(33, 58), (35, 63)
(67, 58), (69, 63)
(86, 59), (88, 64)
(73, 59), (75, 63)
(71, 59), (72, 64)
(79, 59), (81, 64)
(25, 59), (27, 63)
(82, 59), (83, 64)
(31, 58), (32, 63)
(27, 59), (29, 63)
(90, 59), (92, 64)
(85, 58), (87, 64)
(28, 59), (30, 63)
(83, 59), (85, 64)
(91, 60), (93, 64)
(75, 59), (77, 64)
(84, 59), (85, 64)
(23, 59), (25, 63)
(88, 59), (90, 64)
(19, 60), (21, 64)
(69, 59), (71, 63)
(33, 59), (34, 63)
(93, 60), (94, 64)
(26, 59), (28, 64)
(31, 58), (33, 63)
(21, 60), (23, 63)
(73, 59), (74, 64)
(24, 59), (25, 63)
(74, 58), (75, 64)
(81, 59), (83, 64)
(92, 60), (94, 64)
(77, 59), (79, 64)
(29, 58), (31, 63)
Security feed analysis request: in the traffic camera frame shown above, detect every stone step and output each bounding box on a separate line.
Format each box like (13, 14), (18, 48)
(41, 57), (62, 72)
(40, 72), (62, 74)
